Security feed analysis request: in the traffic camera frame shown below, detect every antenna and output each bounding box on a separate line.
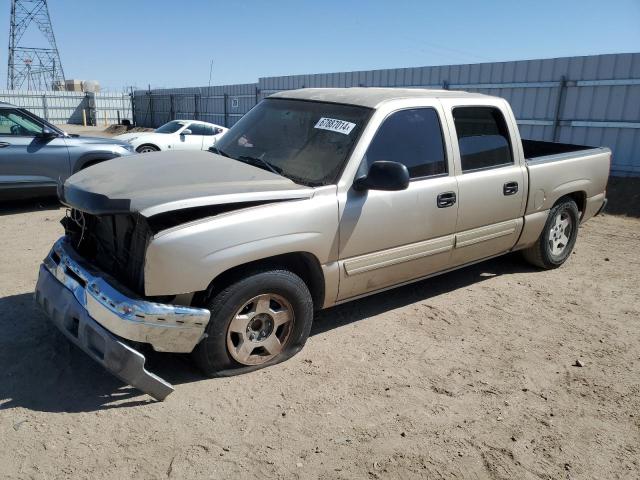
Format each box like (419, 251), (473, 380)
(7, 0), (66, 90)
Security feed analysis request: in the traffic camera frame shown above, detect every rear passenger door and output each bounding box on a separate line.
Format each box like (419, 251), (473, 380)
(337, 106), (458, 300)
(442, 102), (526, 266)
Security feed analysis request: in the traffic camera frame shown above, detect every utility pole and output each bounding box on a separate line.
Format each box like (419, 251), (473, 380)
(7, 0), (66, 90)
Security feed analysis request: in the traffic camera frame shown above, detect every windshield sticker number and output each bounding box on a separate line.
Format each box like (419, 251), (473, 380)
(314, 117), (356, 135)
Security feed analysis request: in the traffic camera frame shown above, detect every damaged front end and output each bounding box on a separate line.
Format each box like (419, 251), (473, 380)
(35, 237), (211, 401)
(36, 150), (315, 399)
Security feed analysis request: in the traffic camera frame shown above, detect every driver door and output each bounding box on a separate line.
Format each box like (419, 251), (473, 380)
(0, 108), (70, 194)
(337, 106), (458, 300)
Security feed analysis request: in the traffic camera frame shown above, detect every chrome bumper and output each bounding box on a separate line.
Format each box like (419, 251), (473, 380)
(34, 237), (211, 401)
(42, 237), (210, 353)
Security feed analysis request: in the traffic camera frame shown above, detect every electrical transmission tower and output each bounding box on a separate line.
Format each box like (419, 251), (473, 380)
(7, 0), (65, 90)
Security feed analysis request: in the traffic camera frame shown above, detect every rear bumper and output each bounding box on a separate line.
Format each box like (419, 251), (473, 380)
(35, 266), (174, 401)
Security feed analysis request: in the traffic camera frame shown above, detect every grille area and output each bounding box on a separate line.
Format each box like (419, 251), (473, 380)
(62, 210), (152, 296)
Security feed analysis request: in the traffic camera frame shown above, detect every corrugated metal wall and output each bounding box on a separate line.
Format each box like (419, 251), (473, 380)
(0, 90), (132, 126)
(0, 90), (87, 124)
(134, 53), (640, 177)
(133, 83), (258, 129)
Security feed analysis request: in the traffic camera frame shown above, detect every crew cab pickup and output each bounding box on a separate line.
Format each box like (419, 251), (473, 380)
(35, 88), (610, 400)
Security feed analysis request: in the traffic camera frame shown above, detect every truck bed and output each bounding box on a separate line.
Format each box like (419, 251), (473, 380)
(522, 139), (594, 162)
(523, 139), (610, 218)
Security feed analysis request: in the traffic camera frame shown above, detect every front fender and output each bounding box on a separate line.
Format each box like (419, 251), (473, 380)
(72, 151), (122, 173)
(143, 189), (339, 296)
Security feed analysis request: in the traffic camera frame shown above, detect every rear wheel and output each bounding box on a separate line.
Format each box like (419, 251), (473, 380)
(523, 198), (579, 269)
(136, 144), (159, 153)
(192, 269), (314, 377)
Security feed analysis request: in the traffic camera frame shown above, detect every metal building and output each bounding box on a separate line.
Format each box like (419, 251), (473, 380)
(134, 53), (640, 177)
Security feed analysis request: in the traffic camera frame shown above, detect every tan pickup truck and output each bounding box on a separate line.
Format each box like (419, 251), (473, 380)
(35, 88), (610, 400)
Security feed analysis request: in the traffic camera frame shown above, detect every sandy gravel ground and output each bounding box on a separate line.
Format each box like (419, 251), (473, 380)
(0, 200), (638, 479)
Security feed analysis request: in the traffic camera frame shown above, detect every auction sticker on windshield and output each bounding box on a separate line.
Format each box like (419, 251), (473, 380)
(314, 117), (356, 135)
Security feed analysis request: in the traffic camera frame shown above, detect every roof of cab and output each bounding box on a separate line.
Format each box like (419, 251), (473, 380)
(268, 87), (492, 109)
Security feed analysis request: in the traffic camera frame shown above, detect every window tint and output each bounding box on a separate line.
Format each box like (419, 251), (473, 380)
(0, 109), (43, 136)
(453, 107), (513, 172)
(363, 108), (447, 179)
(188, 123), (207, 135)
(199, 125), (214, 136)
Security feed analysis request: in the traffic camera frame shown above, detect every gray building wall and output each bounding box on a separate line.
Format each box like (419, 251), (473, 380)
(134, 53), (640, 177)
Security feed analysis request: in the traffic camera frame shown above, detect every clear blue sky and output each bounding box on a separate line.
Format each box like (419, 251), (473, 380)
(1, 0), (639, 91)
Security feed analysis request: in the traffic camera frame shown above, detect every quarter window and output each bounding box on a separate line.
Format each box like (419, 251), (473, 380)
(453, 107), (513, 172)
(363, 108), (447, 179)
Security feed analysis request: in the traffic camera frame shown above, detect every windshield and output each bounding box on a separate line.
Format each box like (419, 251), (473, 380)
(155, 120), (186, 134)
(214, 99), (371, 186)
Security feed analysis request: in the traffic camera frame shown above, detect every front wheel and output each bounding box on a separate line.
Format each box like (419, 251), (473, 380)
(191, 269), (314, 377)
(136, 144), (159, 153)
(523, 198), (579, 269)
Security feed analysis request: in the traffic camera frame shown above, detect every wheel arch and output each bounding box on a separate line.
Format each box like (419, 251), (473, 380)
(554, 191), (586, 217)
(136, 143), (160, 153)
(194, 251), (326, 312)
(73, 152), (118, 173)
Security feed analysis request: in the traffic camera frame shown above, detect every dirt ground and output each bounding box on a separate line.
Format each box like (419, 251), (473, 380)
(0, 200), (639, 480)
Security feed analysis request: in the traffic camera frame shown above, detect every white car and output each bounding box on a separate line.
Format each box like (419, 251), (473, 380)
(116, 120), (228, 153)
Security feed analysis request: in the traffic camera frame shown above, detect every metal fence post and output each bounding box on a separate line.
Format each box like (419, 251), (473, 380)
(169, 94), (175, 120)
(42, 94), (49, 121)
(224, 93), (229, 127)
(130, 87), (136, 126)
(552, 75), (568, 142)
(149, 93), (154, 127)
(194, 94), (199, 120)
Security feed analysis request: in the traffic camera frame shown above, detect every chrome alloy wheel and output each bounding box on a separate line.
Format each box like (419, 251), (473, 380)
(226, 293), (294, 365)
(548, 210), (573, 257)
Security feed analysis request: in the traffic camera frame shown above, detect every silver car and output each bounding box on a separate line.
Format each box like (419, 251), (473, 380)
(0, 101), (134, 200)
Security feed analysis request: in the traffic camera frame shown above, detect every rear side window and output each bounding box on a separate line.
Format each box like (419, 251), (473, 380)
(188, 123), (207, 135)
(363, 108), (447, 179)
(453, 107), (513, 172)
(201, 125), (215, 136)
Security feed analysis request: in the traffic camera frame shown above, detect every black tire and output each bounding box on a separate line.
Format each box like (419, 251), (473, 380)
(523, 198), (579, 269)
(191, 269), (314, 377)
(136, 144), (159, 153)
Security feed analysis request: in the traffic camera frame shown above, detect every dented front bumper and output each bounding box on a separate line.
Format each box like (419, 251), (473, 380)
(34, 237), (211, 401)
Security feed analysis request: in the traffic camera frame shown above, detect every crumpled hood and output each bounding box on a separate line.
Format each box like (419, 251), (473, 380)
(61, 149), (313, 217)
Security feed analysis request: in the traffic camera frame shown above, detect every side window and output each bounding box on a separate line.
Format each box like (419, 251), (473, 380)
(200, 125), (215, 136)
(0, 109), (43, 136)
(187, 123), (206, 135)
(452, 107), (513, 172)
(363, 108), (447, 179)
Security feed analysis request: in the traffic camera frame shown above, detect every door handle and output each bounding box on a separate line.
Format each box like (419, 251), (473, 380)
(0, 142), (10, 148)
(437, 191), (456, 208)
(503, 181), (519, 196)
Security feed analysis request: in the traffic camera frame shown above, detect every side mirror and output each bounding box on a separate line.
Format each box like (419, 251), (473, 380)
(180, 129), (192, 136)
(353, 160), (410, 192)
(38, 127), (58, 139)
